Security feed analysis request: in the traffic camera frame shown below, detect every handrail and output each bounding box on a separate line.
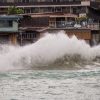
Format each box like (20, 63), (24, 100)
(0, 1), (81, 6)
(49, 21), (100, 30)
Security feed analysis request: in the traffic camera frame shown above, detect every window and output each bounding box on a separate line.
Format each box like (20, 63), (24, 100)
(8, 21), (13, 27)
(0, 20), (13, 28)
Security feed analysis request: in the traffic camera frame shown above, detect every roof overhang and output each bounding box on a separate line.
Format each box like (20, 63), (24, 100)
(50, 14), (78, 18)
(0, 15), (23, 20)
(25, 13), (78, 18)
(19, 27), (49, 32)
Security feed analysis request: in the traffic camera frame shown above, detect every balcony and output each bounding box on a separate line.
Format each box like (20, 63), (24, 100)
(0, 1), (81, 7)
(49, 21), (100, 30)
(90, 1), (100, 9)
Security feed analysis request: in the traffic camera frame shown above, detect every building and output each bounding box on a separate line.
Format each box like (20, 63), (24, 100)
(0, 0), (99, 45)
(0, 15), (22, 44)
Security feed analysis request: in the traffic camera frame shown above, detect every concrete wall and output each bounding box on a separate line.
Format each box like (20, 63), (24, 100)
(81, 1), (90, 6)
(7, 0), (14, 2)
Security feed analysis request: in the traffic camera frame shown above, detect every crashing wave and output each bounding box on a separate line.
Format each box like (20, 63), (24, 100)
(0, 31), (100, 70)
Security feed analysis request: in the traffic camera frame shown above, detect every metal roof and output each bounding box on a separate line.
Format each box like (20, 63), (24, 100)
(0, 15), (23, 20)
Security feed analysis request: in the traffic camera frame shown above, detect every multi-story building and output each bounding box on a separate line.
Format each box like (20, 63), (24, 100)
(0, 0), (99, 45)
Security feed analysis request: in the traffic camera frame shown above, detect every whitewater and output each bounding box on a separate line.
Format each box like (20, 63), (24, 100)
(0, 31), (100, 100)
(0, 31), (100, 71)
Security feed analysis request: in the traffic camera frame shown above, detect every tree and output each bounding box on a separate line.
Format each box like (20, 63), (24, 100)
(8, 6), (24, 15)
(76, 16), (88, 24)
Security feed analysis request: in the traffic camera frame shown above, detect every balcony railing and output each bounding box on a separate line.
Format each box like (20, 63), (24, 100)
(0, 1), (81, 6)
(49, 21), (100, 30)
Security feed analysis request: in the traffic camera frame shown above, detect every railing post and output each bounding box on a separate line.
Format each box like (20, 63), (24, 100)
(20, 31), (23, 46)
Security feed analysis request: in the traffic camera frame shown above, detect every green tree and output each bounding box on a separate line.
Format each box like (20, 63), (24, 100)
(8, 6), (24, 15)
(76, 16), (88, 24)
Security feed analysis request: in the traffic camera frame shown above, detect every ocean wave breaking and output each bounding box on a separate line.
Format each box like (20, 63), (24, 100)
(0, 31), (100, 70)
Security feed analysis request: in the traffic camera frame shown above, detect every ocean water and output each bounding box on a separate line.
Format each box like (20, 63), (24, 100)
(0, 69), (100, 100)
(0, 31), (100, 100)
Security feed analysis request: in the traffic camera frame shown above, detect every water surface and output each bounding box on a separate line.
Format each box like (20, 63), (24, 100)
(0, 32), (100, 100)
(0, 68), (100, 100)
